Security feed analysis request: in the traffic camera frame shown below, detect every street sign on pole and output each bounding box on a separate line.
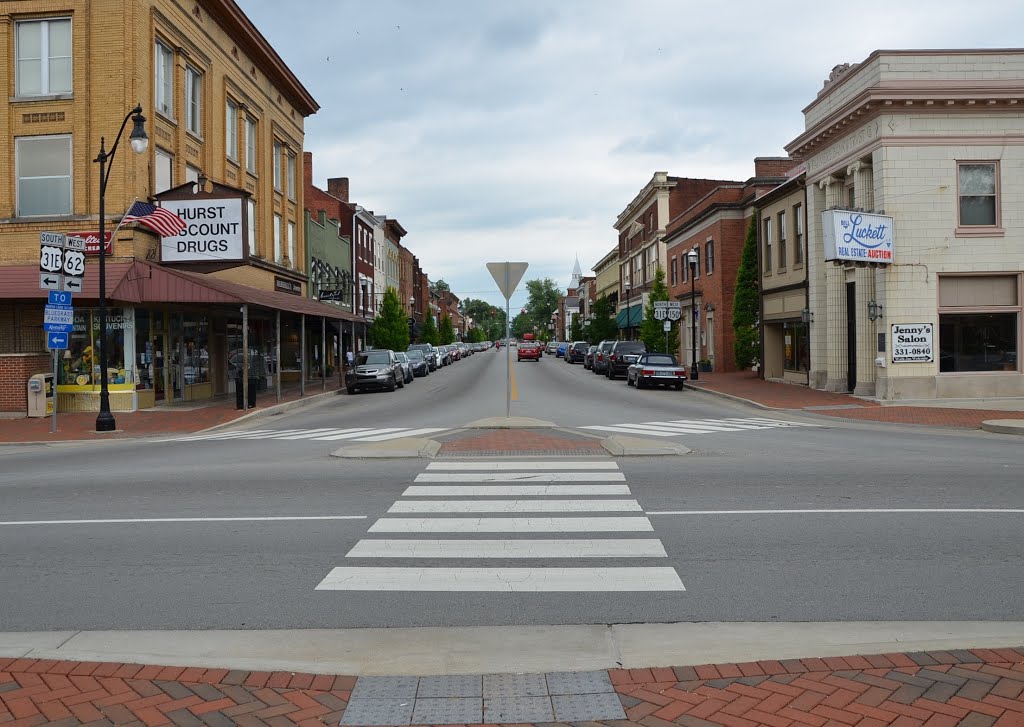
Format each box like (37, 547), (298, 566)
(486, 261), (529, 418)
(44, 305), (74, 326)
(46, 332), (69, 350)
(48, 291), (73, 306)
(663, 320), (671, 332)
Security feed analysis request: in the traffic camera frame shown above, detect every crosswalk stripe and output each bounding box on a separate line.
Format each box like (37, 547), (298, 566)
(167, 430), (277, 441)
(669, 419), (767, 430)
(352, 427), (447, 442)
(402, 485), (633, 496)
(609, 422), (726, 434)
(413, 472), (627, 482)
(368, 516), (653, 533)
(659, 420), (769, 431)
(722, 417), (815, 427)
(579, 425), (682, 437)
(273, 428), (372, 440)
(387, 499), (643, 513)
(312, 428), (405, 441)
(315, 566), (685, 591)
(345, 539), (668, 558)
(426, 462), (619, 471)
(254, 428), (341, 439)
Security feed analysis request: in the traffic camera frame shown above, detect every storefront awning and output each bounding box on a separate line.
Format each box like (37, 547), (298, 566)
(616, 303), (644, 328)
(0, 260), (362, 322)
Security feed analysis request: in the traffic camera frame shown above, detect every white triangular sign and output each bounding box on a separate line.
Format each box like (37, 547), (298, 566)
(486, 262), (529, 301)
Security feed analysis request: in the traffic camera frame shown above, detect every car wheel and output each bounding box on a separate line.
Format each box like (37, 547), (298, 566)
(397, 374), (405, 389)
(348, 386), (359, 395)
(636, 376), (646, 390)
(606, 368), (614, 380)
(387, 375), (397, 392)
(674, 382), (684, 391)
(627, 374), (633, 386)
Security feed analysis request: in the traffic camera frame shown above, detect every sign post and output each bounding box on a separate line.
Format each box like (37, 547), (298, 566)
(487, 262), (529, 418)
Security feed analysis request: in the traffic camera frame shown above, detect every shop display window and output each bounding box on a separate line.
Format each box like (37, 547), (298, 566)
(59, 308), (129, 386)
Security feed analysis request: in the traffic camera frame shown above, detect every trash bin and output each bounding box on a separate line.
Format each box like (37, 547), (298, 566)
(235, 375), (256, 409)
(27, 373), (54, 418)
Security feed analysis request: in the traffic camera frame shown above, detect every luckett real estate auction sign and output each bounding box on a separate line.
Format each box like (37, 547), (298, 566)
(160, 198), (245, 263)
(822, 210), (895, 263)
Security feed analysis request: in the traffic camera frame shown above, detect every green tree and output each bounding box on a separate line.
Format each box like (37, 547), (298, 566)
(461, 298), (507, 341)
(639, 266), (678, 354)
(588, 295), (619, 343)
(569, 314), (584, 342)
(366, 287), (409, 352)
(522, 278), (561, 333)
(431, 279), (450, 294)
(733, 216), (760, 369)
(420, 314), (439, 346)
(511, 312), (533, 338)
(439, 312), (455, 344)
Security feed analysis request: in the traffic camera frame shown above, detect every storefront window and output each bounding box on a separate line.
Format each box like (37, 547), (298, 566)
(783, 321), (809, 372)
(181, 316), (210, 385)
(939, 313), (1017, 372)
(60, 308), (129, 385)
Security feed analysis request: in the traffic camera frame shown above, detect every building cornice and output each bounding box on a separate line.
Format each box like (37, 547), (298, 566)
(788, 82), (1024, 158)
(614, 173), (677, 230)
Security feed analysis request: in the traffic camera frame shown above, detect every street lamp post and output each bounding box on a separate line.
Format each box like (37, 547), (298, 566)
(95, 105), (149, 432)
(624, 284), (632, 340)
(687, 249), (699, 381)
(409, 296), (416, 343)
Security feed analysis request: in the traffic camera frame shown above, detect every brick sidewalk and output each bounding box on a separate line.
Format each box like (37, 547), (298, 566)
(2, 648), (1021, 726)
(690, 372), (1024, 429)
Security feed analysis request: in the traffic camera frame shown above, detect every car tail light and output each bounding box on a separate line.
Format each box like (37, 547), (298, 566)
(676, 371), (686, 377)
(641, 369), (654, 375)
(610, 354), (617, 361)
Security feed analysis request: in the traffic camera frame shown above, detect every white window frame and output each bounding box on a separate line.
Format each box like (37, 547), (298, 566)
(287, 152), (296, 199)
(185, 66), (202, 136)
(225, 99), (239, 162)
(246, 198), (257, 256)
(185, 164), (200, 187)
(15, 134), (72, 217)
(245, 116), (257, 174)
(16, 18), (72, 97)
(287, 221), (296, 266)
(763, 217), (772, 273)
(155, 148), (173, 194)
(705, 240), (715, 276)
(957, 161), (1000, 229)
(794, 204), (804, 264)
(273, 140), (282, 191)
(155, 40), (174, 118)
(778, 210), (787, 269)
(273, 213), (282, 263)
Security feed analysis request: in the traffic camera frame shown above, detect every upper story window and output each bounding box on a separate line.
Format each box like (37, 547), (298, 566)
(670, 256), (678, 287)
(794, 203), (804, 264)
(273, 213), (282, 262)
(244, 116), (257, 174)
(185, 164), (200, 187)
(16, 18), (72, 97)
(691, 247), (701, 279)
(958, 162), (998, 227)
(154, 40), (174, 117)
(705, 240), (715, 276)
(225, 99), (238, 161)
(185, 66), (202, 135)
(272, 140), (282, 191)
(287, 152), (296, 199)
(763, 217), (772, 273)
(16, 135), (72, 217)
(246, 198), (257, 256)
(777, 210), (787, 269)
(155, 149), (173, 193)
(846, 184), (856, 208)
(287, 221), (296, 266)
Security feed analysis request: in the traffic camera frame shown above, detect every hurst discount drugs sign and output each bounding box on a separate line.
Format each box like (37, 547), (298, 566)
(161, 198), (245, 263)
(822, 210), (895, 263)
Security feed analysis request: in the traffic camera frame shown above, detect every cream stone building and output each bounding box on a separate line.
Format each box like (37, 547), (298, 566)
(787, 50), (1024, 400)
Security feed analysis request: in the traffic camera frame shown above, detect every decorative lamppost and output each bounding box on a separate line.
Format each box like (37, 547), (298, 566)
(95, 105), (149, 432)
(687, 248), (699, 381)
(624, 283), (632, 340)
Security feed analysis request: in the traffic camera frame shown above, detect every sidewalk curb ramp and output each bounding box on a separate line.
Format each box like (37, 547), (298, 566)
(981, 418), (1024, 436)
(601, 434), (691, 456)
(200, 389), (343, 434)
(331, 437), (442, 459)
(464, 416), (557, 428)
(683, 382), (774, 410)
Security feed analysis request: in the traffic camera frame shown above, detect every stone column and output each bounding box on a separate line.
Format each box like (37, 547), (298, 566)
(820, 176), (849, 391)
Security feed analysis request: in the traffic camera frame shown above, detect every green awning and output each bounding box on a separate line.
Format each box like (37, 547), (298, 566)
(616, 303), (644, 329)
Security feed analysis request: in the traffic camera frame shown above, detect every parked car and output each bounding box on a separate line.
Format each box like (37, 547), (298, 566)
(405, 348), (430, 377)
(592, 340), (615, 375)
(346, 349), (402, 393)
(518, 341), (541, 361)
(556, 342), (569, 357)
(394, 351), (415, 384)
(583, 345), (598, 370)
(627, 352), (687, 390)
(546, 341), (560, 355)
(565, 341), (590, 364)
(407, 343), (438, 371)
(606, 341), (647, 379)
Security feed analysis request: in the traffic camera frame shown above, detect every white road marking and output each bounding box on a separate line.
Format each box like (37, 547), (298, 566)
(315, 566), (685, 591)
(0, 515), (367, 526)
(579, 425), (682, 437)
(352, 427), (447, 442)
(166, 430), (278, 441)
(647, 508), (1024, 515)
(426, 462), (619, 471)
(650, 420), (769, 432)
(388, 499), (643, 513)
(345, 539), (668, 558)
(368, 516), (653, 532)
(275, 428), (372, 440)
(413, 472), (626, 482)
(313, 428), (405, 441)
(402, 485), (633, 496)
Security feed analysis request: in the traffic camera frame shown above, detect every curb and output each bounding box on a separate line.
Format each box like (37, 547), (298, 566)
(981, 418), (1024, 436)
(683, 382), (775, 410)
(331, 437), (442, 459)
(198, 389), (344, 433)
(601, 434), (691, 456)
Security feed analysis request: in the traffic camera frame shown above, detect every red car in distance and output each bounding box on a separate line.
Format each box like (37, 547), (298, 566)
(517, 341), (541, 361)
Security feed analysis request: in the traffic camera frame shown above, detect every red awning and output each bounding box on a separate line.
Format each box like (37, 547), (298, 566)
(0, 260), (363, 322)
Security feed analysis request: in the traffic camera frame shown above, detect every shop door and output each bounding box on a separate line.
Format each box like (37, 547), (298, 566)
(152, 335), (167, 402)
(170, 316), (185, 401)
(846, 282), (857, 392)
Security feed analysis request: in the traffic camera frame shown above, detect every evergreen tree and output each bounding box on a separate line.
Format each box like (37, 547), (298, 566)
(366, 287), (409, 352)
(639, 266), (678, 354)
(420, 314), (439, 346)
(733, 215), (760, 369)
(439, 313), (455, 344)
(587, 295), (619, 343)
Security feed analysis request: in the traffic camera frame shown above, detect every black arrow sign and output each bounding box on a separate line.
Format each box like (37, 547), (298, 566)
(42, 277), (58, 286)
(64, 278), (82, 291)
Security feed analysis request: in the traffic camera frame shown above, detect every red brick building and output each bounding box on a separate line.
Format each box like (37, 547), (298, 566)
(666, 158), (799, 372)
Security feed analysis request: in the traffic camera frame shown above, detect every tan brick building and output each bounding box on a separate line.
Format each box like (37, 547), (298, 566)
(0, 0), (359, 414)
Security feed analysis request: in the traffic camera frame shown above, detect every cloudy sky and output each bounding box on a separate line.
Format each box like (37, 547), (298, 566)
(239, 0), (1023, 311)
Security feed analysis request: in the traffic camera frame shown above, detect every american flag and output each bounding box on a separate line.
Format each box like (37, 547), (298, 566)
(121, 201), (187, 237)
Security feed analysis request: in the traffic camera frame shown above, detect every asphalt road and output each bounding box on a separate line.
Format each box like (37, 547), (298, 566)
(1, 348), (1022, 630)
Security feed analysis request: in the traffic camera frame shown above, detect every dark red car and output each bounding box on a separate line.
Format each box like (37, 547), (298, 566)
(517, 342), (541, 361)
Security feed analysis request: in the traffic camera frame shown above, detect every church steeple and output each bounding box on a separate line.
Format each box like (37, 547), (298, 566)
(570, 254), (583, 289)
